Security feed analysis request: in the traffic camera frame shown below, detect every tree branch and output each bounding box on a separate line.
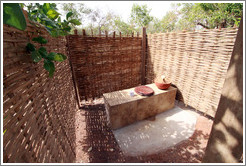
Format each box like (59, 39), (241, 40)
(197, 22), (210, 29)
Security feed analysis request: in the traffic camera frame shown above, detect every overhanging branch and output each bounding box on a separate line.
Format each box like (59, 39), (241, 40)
(197, 22), (210, 29)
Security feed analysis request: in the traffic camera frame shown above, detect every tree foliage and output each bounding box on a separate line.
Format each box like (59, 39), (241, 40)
(26, 3), (81, 37)
(176, 3), (243, 30)
(130, 4), (153, 28)
(60, 3), (91, 28)
(88, 9), (115, 35)
(23, 2), (242, 36)
(113, 16), (136, 35)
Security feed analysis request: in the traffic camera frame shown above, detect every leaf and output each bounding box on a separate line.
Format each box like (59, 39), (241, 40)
(38, 47), (47, 58)
(32, 36), (48, 44)
(50, 30), (59, 37)
(47, 9), (60, 20)
(54, 53), (67, 62)
(31, 50), (42, 62)
(47, 52), (56, 60)
(69, 19), (81, 25)
(26, 43), (36, 52)
(47, 52), (67, 61)
(42, 3), (50, 14)
(3, 3), (27, 30)
(3, 129), (7, 135)
(63, 26), (71, 32)
(45, 26), (52, 34)
(44, 60), (55, 77)
(66, 12), (73, 20)
(58, 16), (61, 22)
(45, 20), (58, 29)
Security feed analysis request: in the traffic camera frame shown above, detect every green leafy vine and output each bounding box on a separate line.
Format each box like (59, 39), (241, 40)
(26, 36), (67, 77)
(3, 3), (81, 77)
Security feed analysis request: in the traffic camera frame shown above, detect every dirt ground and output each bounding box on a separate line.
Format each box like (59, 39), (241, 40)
(75, 98), (213, 163)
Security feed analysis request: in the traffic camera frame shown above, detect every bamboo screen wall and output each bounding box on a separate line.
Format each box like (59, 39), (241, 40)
(67, 35), (142, 104)
(3, 13), (77, 162)
(146, 28), (238, 117)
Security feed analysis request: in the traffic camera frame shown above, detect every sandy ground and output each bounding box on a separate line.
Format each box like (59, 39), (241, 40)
(74, 98), (213, 163)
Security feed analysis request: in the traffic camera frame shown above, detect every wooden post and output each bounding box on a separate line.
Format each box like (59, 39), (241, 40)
(132, 32), (134, 37)
(137, 32), (139, 37)
(120, 32), (122, 39)
(91, 29), (93, 36)
(113, 31), (115, 38)
(65, 36), (81, 107)
(141, 27), (147, 85)
(74, 29), (78, 35)
(105, 30), (108, 38)
(82, 29), (86, 36)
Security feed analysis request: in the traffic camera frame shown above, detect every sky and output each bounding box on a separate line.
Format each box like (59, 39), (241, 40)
(57, 1), (175, 26)
(82, 1), (174, 21)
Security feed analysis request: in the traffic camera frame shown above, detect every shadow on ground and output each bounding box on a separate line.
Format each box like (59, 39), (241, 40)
(75, 99), (213, 163)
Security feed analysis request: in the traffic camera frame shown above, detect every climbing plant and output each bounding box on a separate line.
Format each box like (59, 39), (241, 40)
(26, 3), (81, 37)
(26, 36), (67, 77)
(3, 3), (80, 77)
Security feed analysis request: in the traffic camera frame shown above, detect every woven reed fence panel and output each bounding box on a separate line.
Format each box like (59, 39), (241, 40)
(3, 14), (77, 162)
(67, 35), (142, 102)
(146, 28), (238, 117)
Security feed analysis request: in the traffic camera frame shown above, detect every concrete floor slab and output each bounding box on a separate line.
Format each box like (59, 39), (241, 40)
(113, 106), (197, 157)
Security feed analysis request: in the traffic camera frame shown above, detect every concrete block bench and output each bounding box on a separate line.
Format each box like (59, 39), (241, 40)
(103, 83), (177, 130)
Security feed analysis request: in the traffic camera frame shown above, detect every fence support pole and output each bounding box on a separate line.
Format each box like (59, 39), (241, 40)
(74, 29), (78, 35)
(66, 36), (82, 107)
(82, 29), (86, 36)
(141, 27), (147, 85)
(105, 30), (108, 38)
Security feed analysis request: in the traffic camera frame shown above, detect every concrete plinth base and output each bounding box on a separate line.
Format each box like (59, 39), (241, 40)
(103, 83), (177, 129)
(113, 106), (197, 157)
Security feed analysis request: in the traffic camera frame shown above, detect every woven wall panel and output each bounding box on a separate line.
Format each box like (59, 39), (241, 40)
(3, 14), (77, 162)
(67, 35), (142, 102)
(146, 28), (238, 117)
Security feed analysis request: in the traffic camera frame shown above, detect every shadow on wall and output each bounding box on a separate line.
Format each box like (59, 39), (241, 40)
(202, 17), (243, 163)
(171, 84), (184, 102)
(3, 20), (77, 162)
(145, 43), (156, 84)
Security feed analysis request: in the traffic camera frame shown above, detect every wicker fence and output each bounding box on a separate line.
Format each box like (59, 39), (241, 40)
(145, 28), (238, 117)
(3, 13), (77, 162)
(3, 12), (239, 162)
(67, 32), (142, 105)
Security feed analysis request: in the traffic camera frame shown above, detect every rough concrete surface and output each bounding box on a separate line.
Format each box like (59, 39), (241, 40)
(103, 83), (177, 129)
(113, 106), (197, 156)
